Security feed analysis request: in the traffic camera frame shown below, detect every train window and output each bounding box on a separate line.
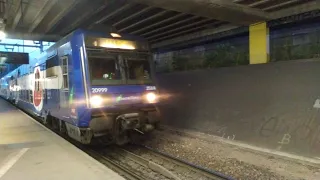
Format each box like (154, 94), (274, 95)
(46, 55), (58, 77)
(29, 90), (33, 103)
(63, 76), (68, 89)
(124, 55), (152, 85)
(88, 55), (124, 85)
(126, 60), (151, 80)
(62, 57), (67, 66)
(60, 56), (69, 90)
(47, 56), (57, 68)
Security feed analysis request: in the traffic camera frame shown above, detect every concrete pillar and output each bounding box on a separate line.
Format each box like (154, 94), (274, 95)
(249, 22), (269, 64)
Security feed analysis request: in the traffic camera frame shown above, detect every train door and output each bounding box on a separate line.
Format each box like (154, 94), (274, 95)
(45, 55), (59, 110)
(59, 56), (70, 117)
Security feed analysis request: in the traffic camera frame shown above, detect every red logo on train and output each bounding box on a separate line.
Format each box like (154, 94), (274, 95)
(33, 67), (43, 111)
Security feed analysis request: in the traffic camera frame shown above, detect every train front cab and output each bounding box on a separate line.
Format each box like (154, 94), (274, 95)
(70, 33), (160, 145)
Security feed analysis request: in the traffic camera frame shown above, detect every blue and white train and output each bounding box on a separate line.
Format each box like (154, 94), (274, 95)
(0, 29), (160, 145)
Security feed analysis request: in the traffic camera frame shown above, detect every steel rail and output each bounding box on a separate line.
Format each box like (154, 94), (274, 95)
(126, 144), (235, 180)
(85, 148), (147, 180)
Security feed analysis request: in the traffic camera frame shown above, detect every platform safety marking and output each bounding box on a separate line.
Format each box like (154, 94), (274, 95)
(0, 148), (29, 179)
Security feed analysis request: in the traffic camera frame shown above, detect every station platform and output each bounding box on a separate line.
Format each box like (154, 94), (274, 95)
(0, 98), (124, 180)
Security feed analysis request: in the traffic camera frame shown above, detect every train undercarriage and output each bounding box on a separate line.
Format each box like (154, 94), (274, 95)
(42, 108), (160, 146)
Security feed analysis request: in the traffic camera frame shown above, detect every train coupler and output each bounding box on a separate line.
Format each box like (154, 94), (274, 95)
(117, 113), (140, 130)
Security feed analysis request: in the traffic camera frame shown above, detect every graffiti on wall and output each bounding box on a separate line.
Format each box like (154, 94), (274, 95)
(212, 99), (320, 154)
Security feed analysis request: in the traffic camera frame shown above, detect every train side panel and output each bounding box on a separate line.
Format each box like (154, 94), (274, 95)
(43, 51), (60, 117)
(0, 36), (76, 122)
(47, 41), (75, 125)
(70, 32), (92, 128)
(0, 31), (92, 144)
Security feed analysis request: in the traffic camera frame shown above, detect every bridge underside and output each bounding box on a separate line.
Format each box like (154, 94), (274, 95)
(0, 0), (316, 45)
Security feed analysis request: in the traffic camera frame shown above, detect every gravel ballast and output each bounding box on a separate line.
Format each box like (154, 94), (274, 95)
(138, 126), (320, 180)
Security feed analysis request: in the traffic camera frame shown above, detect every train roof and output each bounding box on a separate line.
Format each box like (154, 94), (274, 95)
(43, 28), (148, 56)
(78, 29), (147, 42)
(32, 28), (148, 60)
(1, 29), (149, 78)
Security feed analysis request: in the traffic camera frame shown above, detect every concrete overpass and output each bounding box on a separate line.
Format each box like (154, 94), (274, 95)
(0, 0), (319, 63)
(0, 0), (317, 39)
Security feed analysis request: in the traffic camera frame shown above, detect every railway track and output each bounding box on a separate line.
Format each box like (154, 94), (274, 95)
(86, 146), (173, 180)
(123, 144), (232, 180)
(85, 148), (149, 180)
(86, 144), (233, 180)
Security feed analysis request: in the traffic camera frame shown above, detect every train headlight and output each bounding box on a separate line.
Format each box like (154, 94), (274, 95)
(145, 92), (158, 103)
(90, 95), (103, 108)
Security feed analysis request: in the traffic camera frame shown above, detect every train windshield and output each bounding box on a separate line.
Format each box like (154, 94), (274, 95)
(85, 36), (152, 86)
(87, 52), (152, 86)
(124, 56), (152, 85)
(88, 55), (124, 85)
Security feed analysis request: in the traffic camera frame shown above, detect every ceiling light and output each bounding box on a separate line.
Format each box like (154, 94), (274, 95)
(110, 33), (121, 38)
(0, 31), (6, 40)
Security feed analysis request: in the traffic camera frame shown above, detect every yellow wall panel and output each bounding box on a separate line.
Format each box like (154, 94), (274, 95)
(249, 22), (269, 64)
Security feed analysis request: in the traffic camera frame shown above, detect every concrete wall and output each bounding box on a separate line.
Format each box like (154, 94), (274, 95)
(154, 36), (249, 72)
(154, 21), (320, 73)
(156, 59), (320, 157)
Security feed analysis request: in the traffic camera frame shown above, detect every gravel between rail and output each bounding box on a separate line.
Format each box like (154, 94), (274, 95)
(133, 126), (320, 180)
(88, 145), (230, 180)
(86, 148), (150, 180)
(124, 144), (231, 180)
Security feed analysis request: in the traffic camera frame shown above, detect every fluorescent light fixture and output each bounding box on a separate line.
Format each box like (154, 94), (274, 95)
(110, 33), (121, 38)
